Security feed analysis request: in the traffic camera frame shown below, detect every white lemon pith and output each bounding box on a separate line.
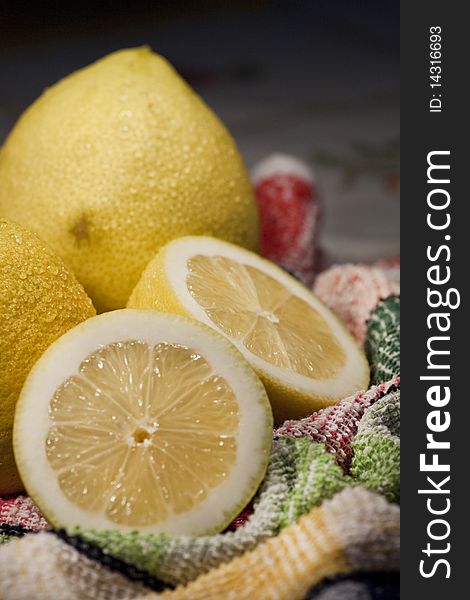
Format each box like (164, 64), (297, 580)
(128, 237), (370, 423)
(0, 47), (259, 312)
(13, 310), (272, 535)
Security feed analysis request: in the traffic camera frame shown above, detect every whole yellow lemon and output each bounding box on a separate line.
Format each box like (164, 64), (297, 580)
(0, 220), (95, 493)
(0, 47), (259, 312)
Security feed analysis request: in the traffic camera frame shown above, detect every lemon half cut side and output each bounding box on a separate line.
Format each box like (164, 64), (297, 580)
(128, 237), (370, 423)
(13, 310), (272, 535)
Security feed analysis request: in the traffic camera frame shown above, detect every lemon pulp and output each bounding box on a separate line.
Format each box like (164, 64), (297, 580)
(46, 340), (238, 527)
(186, 255), (345, 379)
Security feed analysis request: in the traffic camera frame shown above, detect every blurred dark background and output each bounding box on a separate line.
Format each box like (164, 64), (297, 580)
(0, 0), (399, 262)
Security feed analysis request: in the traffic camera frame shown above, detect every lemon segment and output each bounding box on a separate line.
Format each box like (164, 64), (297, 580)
(128, 237), (370, 423)
(47, 341), (238, 526)
(14, 310), (272, 535)
(187, 255), (345, 379)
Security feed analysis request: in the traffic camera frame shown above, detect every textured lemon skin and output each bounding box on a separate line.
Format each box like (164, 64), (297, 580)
(0, 220), (95, 493)
(0, 47), (259, 313)
(128, 240), (370, 424)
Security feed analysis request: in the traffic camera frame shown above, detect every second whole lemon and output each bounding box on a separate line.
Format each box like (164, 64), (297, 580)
(0, 47), (259, 312)
(0, 220), (95, 494)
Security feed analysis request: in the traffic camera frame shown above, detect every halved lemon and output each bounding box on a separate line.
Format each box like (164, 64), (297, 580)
(128, 237), (369, 423)
(13, 309), (272, 535)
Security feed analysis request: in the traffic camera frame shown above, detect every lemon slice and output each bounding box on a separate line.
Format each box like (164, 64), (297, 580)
(128, 237), (369, 422)
(13, 309), (272, 535)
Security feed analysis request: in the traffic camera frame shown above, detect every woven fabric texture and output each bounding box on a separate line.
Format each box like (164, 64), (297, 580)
(313, 264), (399, 343)
(365, 295), (400, 384)
(305, 572), (400, 600)
(0, 487), (399, 600)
